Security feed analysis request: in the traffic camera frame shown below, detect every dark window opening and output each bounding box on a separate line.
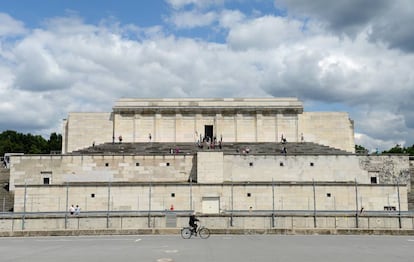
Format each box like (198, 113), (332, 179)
(204, 125), (213, 140)
(136, 162), (140, 166)
(326, 193), (331, 197)
(370, 177), (377, 184)
(384, 206), (396, 211)
(249, 162), (253, 166)
(105, 163), (109, 167)
(43, 177), (50, 185)
(310, 162), (314, 166)
(91, 193), (95, 198)
(171, 193), (175, 197)
(166, 162), (170, 166)
(247, 193), (251, 197)
(280, 162), (284, 166)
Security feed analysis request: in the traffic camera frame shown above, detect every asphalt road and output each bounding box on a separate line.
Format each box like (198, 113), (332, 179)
(1, 234), (413, 262)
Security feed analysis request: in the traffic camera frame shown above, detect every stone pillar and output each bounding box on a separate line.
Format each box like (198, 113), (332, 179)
(295, 114), (299, 143)
(114, 113), (120, 142)
(195, 113), (203, 140)
(256, 112), (262, 142)
(175, 113), (181, 142)
(275, 113), (280, 142)
(62, 119), (68, 154)
(154, 113), (161, 142)
(215, 114), (223, 141)
(235, 114), (242, 142)
(193, 115), (198, 143)
(133, 114), (136, 142)
(134, 113), (144, 142)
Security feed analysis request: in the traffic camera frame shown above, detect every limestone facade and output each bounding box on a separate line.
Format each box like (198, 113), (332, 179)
(12, 183), (407, 213)
(9, 153), (410, 212)
(62, 98), (355, 153)
(9, 153), (388, 190)
(358, 155), (411, 188)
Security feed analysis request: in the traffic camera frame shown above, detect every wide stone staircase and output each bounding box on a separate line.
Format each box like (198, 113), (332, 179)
(73, 141), (352, 156)
(0, 168), (13, 212)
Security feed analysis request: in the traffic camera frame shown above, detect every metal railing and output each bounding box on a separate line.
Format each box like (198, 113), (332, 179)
(8, 179), (412, 231)
(1, 209), (413, 231)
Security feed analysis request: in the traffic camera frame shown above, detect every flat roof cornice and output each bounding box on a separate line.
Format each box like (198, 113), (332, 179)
(113, 98), (304, 114)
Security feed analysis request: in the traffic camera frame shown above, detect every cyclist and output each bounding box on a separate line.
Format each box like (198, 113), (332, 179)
(189, 212), (199, 235)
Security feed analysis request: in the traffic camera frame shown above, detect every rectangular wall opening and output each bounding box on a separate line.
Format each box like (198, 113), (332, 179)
(204, 125), (213, 140)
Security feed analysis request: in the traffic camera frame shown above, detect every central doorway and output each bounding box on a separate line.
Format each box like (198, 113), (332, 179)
(204, 125), (213, 140)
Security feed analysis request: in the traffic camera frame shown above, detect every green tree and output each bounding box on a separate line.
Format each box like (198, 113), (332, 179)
(382, 144), (406, 154)
(355, 144), (368, 154)
(404, 144), (414, 155)
(48, 132), (62, 153)
(0, 130), (62, 155)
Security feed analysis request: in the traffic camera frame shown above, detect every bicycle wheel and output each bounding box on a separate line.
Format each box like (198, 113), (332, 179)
(181, 227), (192, 239)
(198, 227), (210, 239)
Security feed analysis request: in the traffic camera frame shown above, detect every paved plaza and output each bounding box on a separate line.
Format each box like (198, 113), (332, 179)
(0, 234), (413, 262)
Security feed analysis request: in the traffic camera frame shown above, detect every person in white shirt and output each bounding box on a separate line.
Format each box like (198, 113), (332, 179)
(69, 205), (75, 215)
(75, 205), (80, 215)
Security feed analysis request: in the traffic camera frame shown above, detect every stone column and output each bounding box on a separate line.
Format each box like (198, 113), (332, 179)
(275, 113), (280, 142)
(133, 114), (136, 142)
(154, 113), (161, 142)
(195, 113), (203, 140)
(62, 119), (68, 154)
(294, 114), (299, 143)
(175, 113), (181, 142)
(215, 113), (223, 141)
(113, 112), (120, 143)
(256, 112), (262, 142)
(235, 114), (242, 142)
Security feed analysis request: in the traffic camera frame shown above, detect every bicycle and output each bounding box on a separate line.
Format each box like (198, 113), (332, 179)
(181, 223), (210, 239)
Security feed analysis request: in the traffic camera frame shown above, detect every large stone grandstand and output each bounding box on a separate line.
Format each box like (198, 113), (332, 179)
(4, 98), (413, 216)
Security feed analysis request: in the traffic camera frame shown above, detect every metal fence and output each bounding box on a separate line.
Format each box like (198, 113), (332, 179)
(1, 209), (414, 231)
(5, 178), (412, 231)
(15, 179), (406, 212)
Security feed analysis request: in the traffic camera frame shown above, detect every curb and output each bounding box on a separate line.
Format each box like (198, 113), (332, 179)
(1, 228), (414, 237)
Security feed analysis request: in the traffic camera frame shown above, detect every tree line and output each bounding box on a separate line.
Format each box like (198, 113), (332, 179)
(356, 144), (414, 155)
(381, 144), (414, 155)
(0, 130), (62, 156)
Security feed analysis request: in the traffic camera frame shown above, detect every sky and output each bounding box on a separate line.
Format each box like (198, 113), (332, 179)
(0, 0), (413, 152)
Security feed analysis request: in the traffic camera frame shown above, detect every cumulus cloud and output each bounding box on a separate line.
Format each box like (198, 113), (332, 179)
(218, 9), (245, 28)
(168, 10), (218, 28)
(166, 0), (224, 10)
(227, 16), (307, 50)
(0, 2), (413, 151)
(277, 0), (414, 52)
(276, 0), (390, 35)
(0, 13), (27, 37)
(369, 0), (414, 52)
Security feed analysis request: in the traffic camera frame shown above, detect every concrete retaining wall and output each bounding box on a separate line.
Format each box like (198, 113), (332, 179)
(1, 213), (413, 233)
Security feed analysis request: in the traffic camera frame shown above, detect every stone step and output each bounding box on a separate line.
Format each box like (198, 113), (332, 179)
(73, 142), (351, 156)
(0, 168), (13, 212)
(407, 161), (414, 211)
